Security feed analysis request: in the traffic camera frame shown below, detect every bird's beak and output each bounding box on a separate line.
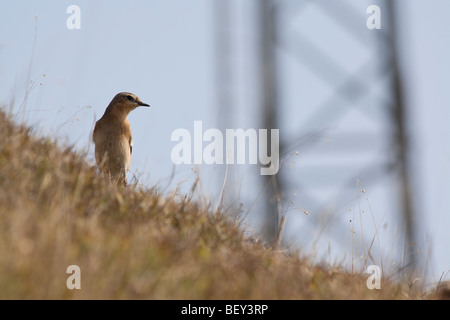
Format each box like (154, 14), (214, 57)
(138, 101), (150, 107)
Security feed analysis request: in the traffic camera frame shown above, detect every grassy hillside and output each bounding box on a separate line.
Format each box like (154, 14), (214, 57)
(0, 109), (428, 299)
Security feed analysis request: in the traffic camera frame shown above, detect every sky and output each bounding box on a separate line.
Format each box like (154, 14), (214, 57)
(1, 0), (449, 286)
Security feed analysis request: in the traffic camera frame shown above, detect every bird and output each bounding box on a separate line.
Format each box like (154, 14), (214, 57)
(93, 92), (150, 185)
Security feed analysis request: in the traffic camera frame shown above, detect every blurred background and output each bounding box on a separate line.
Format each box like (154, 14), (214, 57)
(1, 0), (449, 286)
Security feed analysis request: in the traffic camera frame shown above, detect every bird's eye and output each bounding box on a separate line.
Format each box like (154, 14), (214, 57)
(126, 95), (134, 101)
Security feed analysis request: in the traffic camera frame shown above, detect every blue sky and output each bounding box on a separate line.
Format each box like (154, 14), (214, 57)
(1, 0), (449, 286)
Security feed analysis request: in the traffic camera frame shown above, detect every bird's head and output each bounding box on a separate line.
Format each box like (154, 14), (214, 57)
(115, 92), (150, 110)
(105, 92), (150, 119)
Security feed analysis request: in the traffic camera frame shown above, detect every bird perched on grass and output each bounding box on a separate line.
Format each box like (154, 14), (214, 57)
(93, 92), (150, 185)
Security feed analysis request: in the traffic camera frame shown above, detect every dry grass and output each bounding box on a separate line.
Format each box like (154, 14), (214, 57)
(0, 109), (430, 299)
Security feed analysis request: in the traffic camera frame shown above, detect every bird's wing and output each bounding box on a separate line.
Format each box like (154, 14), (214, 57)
(129, 136), (133, 155)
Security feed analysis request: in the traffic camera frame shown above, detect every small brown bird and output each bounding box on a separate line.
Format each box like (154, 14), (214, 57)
(93, 92), (150, 185)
